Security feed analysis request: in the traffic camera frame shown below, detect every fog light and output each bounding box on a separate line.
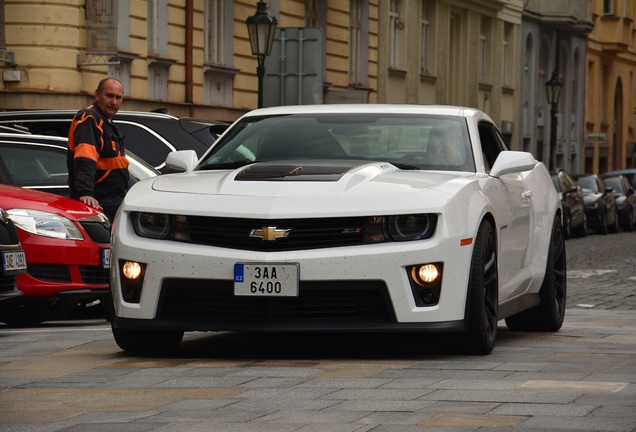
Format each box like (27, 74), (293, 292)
(411, 263), (440, 286)
(122, 261), (142, 280)
(119, 260), (146, 304)
(407, 263), (443, 307)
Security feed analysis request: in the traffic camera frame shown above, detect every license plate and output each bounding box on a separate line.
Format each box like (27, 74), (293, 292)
(234, 263), (299, 297)
(101, 248), (111, 269)
(2, 250), (27, 275)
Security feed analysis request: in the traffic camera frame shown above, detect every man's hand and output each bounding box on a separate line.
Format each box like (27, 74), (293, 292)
(79, 195), (103, 211)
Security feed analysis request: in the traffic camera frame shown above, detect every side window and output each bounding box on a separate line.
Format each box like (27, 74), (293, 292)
(1, 145), (68, 186)
(478, 122), (505, 172)
(116, 122), (170, 168)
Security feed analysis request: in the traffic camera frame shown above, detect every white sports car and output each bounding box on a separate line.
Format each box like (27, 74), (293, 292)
(109, 105), (566, 355)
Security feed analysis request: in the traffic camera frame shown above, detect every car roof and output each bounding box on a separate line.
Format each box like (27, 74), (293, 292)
(0, 109), (226, 124)
(238, 104), (492, 124)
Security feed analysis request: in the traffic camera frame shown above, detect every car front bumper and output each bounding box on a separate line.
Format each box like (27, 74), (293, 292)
(111, 220), (475, 333)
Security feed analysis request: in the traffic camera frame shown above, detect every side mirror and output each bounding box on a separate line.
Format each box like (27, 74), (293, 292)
(165, 150), (198, 172)
(489, 151), (537, 178)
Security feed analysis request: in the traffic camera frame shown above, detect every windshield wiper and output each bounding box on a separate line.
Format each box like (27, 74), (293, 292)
(198, 160), (255, 170)
(391, 162), (422, 170)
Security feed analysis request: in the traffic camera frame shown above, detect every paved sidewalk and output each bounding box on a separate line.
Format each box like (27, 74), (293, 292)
(0, 306), (635, 432)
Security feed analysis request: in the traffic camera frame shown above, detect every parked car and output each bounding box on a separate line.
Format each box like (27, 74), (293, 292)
(603, 168), (636, 189)
(0, 133), (159, 197)
(109, 104), (565, 356)
(574, 174), (619, 234)
(0, 110), (229, 173)
(551, 169), (587, 238)
(0, 185), (112, 326)
(0, 208), (26, 303)
(601, 174), (636, 231)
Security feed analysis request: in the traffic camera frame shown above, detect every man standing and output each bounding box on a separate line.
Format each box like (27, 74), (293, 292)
(67, 77), (129, 223)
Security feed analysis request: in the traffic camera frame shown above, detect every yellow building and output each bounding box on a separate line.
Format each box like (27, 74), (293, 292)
(376, 0), (524, 146)
(585, 0), (636, 173)
(0, 0), (378, 122)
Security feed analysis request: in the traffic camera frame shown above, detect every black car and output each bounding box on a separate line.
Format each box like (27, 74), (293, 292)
(574, 174), (619, 235)
(552, 169), (587, 238)
(601, 174), (636, 231)
(0, 133), (159, 197)
(0, 110), (229, 173)
(603, 168), (636, 189)
(0, 208), (26, 303)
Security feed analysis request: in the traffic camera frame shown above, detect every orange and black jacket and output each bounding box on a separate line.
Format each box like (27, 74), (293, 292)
(67, 104), (129, 201)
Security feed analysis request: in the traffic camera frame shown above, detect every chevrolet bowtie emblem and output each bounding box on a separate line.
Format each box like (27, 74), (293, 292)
(249, 226), (291, 241)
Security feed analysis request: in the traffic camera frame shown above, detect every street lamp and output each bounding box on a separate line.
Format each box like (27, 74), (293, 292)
(545, 71), (562, 172)
(245, 0), (278, 108)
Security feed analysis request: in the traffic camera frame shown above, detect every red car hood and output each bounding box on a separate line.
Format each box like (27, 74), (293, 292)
(0, 185), (101, 220)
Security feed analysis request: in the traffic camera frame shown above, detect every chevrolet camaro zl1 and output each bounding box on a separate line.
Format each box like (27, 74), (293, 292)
(109, 105), (566, 355)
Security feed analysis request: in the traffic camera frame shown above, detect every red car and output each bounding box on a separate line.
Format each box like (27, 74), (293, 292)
(0, 185), (112, 326)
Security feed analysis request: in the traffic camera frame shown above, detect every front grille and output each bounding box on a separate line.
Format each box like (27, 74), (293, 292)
(27, 264), (108, 285)
(79, 266), (110, 284)
(80, 221), (111, 244)
(160, 279), (395, 324)
(187, 216), (367, 251)
(0, 275), (16, 293)
(28, 264), (70, 283)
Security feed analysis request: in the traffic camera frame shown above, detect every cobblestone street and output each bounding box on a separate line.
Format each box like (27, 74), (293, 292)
(0, 228), (635, 432)
(566, 230), (636, 310)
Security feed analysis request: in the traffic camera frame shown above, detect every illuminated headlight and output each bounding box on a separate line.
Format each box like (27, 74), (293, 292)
(7, 209), (83, 240)
(122, 261), (143, 279)
(389, 214), (436, 241)
(131, 212), (190, 241)
(411, 263), (441, 285)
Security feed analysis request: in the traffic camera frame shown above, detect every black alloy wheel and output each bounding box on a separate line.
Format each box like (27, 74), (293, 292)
(460, 221), (498, 355)
(505, 215), (566, 331)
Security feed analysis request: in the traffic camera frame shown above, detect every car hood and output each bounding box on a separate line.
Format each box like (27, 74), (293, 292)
(151, 161), (470, 196)
(0, 185), (101, 220)
(582, 193), (604, 205)
(128, 161), (478, 218)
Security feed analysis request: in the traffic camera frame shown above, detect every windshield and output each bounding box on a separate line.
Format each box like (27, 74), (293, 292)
(577, 176), (599, 193)
(603, 177), (622, 193)
(198, 113), (475, 172)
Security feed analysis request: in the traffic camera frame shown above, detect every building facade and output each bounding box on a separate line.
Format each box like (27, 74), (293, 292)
(519, 0), (593, 174)
(585, 0), (636, 174)
(0, 0), (378, 123)
(1, 0), (617, 177)
(376, 0), (524, 146)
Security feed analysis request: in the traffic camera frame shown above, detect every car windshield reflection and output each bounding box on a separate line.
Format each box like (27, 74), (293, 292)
(198, 113), (476, 173)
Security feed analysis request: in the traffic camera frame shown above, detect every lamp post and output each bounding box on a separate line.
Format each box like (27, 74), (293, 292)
(545, 71), (562, 172)
(245, 0), (278, 108)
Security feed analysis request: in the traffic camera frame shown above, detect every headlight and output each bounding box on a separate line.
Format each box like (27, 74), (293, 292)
(388, 214), (436, 241)
(131, 212), (190, 241)
(7, 209), (84, 240)
(132, 212), (171, 239)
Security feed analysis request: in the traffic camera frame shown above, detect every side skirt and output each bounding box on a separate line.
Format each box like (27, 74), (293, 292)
(498, 293), (540, 320)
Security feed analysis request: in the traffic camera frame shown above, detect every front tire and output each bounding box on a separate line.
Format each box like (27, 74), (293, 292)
(112, 327), (184, 354)
(623, 207), (634, 231)
(505, 216), (566, 331)
(460, 221), (498, 355)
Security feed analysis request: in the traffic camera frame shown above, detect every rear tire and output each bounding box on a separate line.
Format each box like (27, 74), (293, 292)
(460, 221), (498, 355)
(609, 208), (620, 233)
(624, 207), (634, 232)
(572, 213), (587, 237)
(112, 326), (184, 354)
(505, 216), (566, 331)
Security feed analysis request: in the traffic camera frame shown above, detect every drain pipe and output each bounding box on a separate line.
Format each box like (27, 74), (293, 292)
(185, 0), (194, 107)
